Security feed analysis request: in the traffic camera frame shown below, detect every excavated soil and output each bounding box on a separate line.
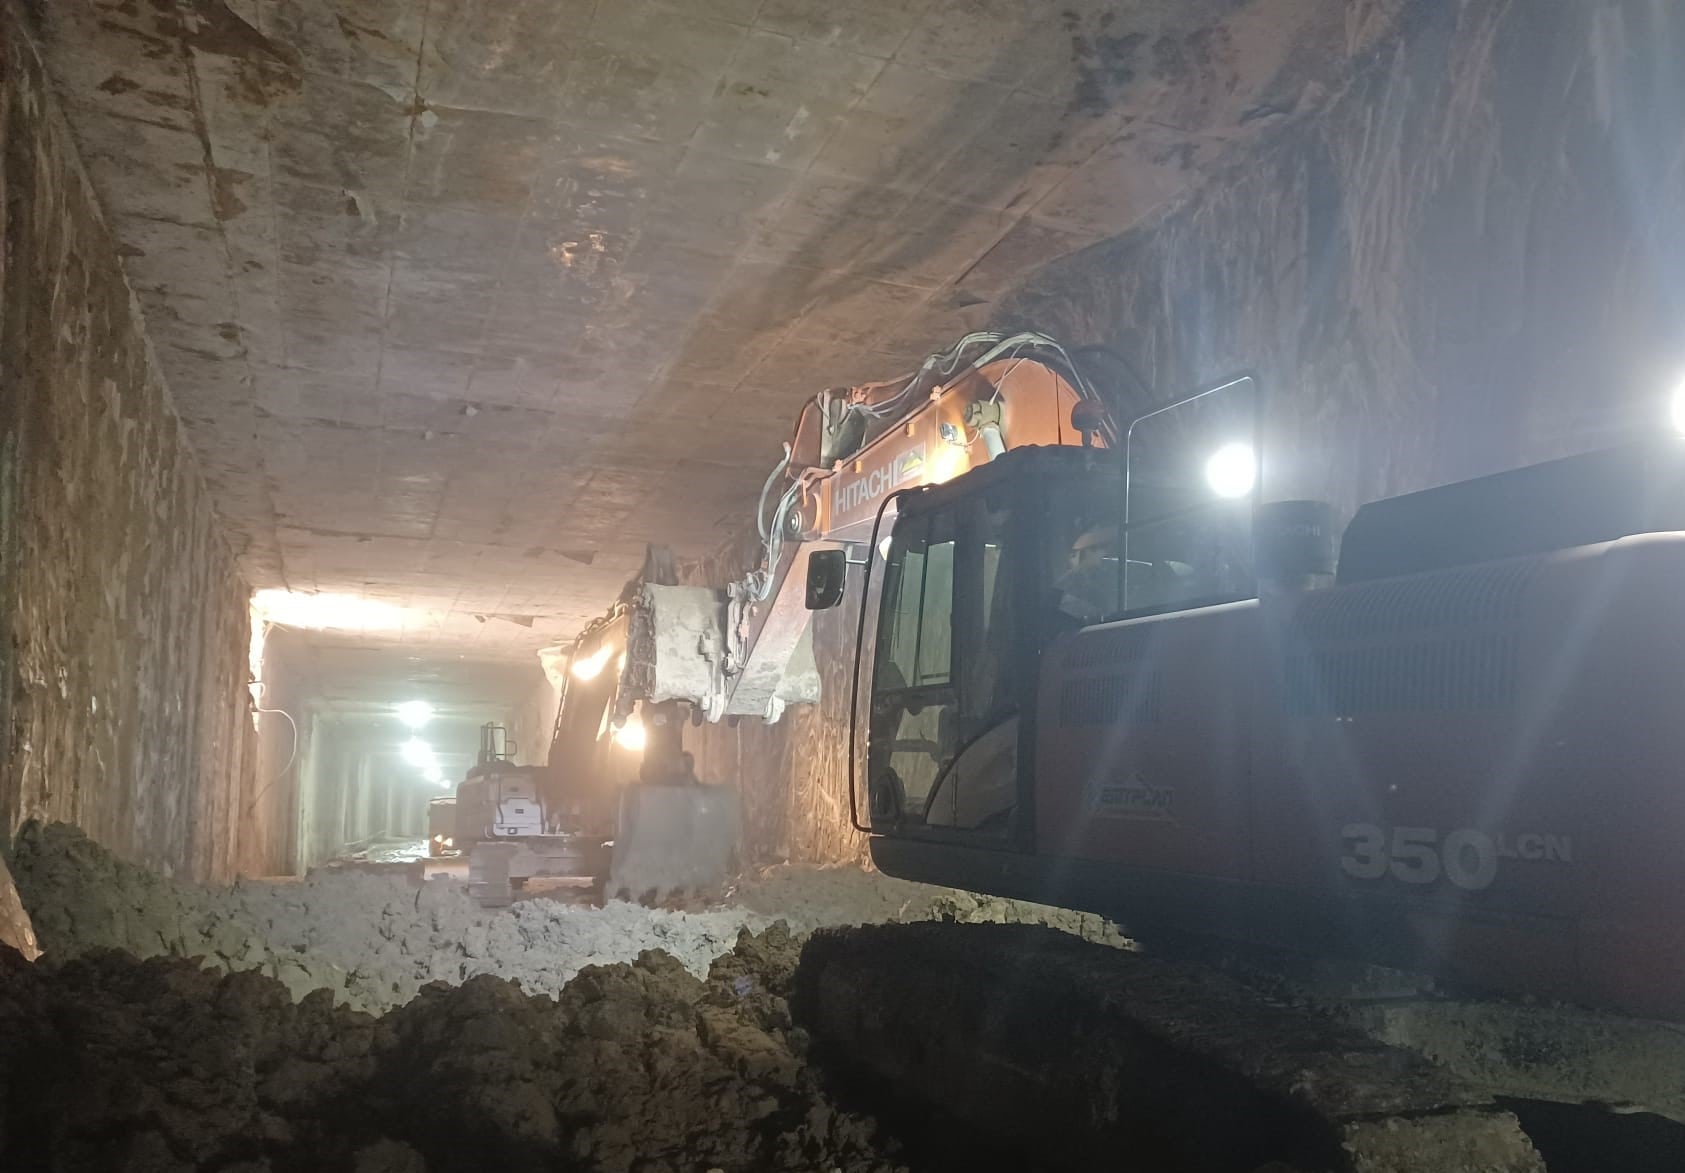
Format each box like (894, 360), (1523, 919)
(0, 924), (913, 1172)
(3, 820), (1124, 1014)
(0, 822), (1130, 1172)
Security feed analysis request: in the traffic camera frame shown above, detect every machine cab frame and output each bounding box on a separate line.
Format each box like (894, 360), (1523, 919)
(847, 376), (1261, 853)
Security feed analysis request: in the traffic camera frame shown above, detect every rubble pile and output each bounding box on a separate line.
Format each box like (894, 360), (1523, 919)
(0, 822), (1137, 1170)
(4, 821), (1125, 1013)
(0, 925), (907, 1172)
(2, 821), (871, 1012)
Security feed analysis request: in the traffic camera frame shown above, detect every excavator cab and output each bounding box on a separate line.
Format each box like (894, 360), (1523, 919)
(842, 375), (1260, 853)
(861, 448), (1120, 841)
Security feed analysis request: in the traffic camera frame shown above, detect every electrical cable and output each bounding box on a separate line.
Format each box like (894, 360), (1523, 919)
(243, 696), (298, 815)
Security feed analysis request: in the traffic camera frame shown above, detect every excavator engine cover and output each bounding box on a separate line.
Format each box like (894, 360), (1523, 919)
(607, 782), (741, 903)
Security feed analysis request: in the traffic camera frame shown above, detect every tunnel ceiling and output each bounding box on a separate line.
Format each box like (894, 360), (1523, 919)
(37, 0), (1361, 659)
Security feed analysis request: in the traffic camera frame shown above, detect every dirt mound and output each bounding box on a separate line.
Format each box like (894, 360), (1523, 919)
(0, 926), (906, 1172)
(3, 822), (805, 1012)
(5, 821), (1126, 1015)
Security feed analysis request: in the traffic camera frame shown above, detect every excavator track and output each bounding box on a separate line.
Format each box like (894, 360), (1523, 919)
(794, 922), (1544, 1172)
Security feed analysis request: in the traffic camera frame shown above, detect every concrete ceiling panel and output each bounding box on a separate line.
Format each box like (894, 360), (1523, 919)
(555, 44), (722, 147)
(897, 0), (1073, 92)
(689, 29), (883, 170)
(275, 181), (402, 265)
(407, 107), (553, 212)
(270, 74), (412, 195)
(260, 0), (427, 89)
(417, 0), (594, 118)
(378, 346), (478, 398)
(805, 64), (1011, 190)
(753, 0), (926, 60)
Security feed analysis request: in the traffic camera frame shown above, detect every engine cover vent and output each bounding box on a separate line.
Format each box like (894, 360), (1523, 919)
(1293, 558), (1538, 642)
(1058, 669), (1162, 726)
(1284, 633), (1520, 715)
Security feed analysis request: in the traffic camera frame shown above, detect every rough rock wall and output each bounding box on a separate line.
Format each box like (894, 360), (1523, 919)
(0, 12), (260, 881)
(999, 0), (1685, 518)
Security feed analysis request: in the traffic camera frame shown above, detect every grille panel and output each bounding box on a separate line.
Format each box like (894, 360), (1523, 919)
(1058, 670), (1162, 726)
(1284, 633), (1520, 715)
(1293, 559), (1537, 641)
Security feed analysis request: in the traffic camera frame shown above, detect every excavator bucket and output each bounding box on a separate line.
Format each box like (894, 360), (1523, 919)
(606, 782), (741, 903)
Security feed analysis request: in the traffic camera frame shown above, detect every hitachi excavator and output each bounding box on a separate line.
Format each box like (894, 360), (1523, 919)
(551, 332), (1685, 1159)
(546, 332), (1114, 901)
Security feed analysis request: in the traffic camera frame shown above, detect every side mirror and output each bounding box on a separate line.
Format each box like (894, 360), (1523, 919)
(1070, 399), (1108, 446)
(805, 549), (848, 610)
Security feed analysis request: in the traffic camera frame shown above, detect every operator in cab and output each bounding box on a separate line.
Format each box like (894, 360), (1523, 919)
(1055, 523), (1121, 624)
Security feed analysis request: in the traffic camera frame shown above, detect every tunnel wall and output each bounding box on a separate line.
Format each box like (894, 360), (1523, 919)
(0, 14), (261, 881)
(997, 0), (1685, 517)
(244, 625), (308, 876)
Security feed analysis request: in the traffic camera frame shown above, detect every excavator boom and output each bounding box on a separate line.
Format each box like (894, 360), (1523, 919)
(542, 331), (1117, 900)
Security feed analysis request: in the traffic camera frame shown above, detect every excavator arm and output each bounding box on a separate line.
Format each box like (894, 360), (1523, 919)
(698, 332), (1114, 723)
(544, 332), (1116, 900)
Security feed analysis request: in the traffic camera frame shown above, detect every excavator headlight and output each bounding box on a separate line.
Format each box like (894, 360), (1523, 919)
(1205, 442), (1257, 499)
(613, 716), (647, 752)
(572, 644), (612, 680)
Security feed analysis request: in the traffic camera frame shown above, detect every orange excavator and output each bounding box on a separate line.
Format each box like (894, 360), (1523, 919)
(552, 330), (1685, 1141)
(542, 332), (1114, 901)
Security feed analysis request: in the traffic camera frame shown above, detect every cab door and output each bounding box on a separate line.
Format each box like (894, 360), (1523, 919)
(866, 489), (1030, 842)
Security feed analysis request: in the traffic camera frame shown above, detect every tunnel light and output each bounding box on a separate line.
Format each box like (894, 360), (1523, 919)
(396, 700), (433, 728)
(572, 644), (613, 680)
(1204, 443), (1257, 499)
(401, 738), (436, 771)
(612, 716), (647, 753)
(1670, 377), (1685, 436)
(878, 535), (893, 560)
(251, 589), (404, 632)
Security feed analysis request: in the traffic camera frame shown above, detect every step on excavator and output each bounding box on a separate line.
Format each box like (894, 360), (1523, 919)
(544, 331), (1685, 1168)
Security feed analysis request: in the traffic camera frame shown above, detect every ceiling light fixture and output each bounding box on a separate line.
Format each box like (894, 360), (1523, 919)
(401, 738), (435, 770)
(396, 700), (433, 728)
(251, 589), (405, 632)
